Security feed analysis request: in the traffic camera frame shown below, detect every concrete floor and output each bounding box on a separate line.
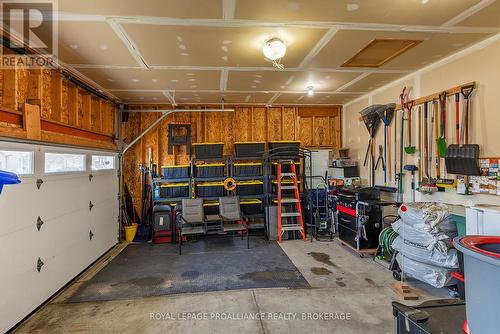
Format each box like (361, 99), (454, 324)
(14, 239), (448, 334)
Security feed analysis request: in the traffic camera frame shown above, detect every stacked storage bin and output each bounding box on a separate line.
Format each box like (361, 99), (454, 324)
(155, 165), (192, 201)
(196, 181), (225, 198)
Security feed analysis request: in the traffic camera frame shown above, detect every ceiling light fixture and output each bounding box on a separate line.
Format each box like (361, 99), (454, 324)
(307, 86), (314, 96)
(263, 37), (287, 70)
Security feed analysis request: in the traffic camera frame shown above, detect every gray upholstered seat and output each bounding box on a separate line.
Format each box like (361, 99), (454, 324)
(219, 197), (249, 248)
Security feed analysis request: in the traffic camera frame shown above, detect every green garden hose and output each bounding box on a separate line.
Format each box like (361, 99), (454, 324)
(379, 226), (398, 257)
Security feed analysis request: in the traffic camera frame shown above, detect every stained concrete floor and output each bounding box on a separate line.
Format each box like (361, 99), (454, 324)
(14, 239), (449, 334)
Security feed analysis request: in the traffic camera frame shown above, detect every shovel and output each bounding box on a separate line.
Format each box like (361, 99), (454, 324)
(404, 100), (416, 154)
(436, 92), (447, 158)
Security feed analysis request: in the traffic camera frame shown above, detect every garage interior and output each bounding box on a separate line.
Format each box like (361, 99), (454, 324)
(1, 1), (500, 333)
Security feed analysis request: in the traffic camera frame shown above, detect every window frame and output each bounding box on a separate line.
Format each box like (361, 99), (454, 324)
(43, 150), (88, 175)
(0, 145), (36, 177)
(90, 154), (117, 172)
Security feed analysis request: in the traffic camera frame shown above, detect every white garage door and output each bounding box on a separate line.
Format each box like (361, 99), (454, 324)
(0, 141), (119, 333)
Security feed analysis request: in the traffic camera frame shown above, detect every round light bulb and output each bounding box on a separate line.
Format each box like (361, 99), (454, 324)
(263, 38), (287, 61)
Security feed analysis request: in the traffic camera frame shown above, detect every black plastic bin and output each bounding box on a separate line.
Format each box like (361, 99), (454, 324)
(160, 183), (190, 198)
(234, 142), (266, 158)
(241, 199), (263, 215)
(193, 143), (224, 159)
(271, 161), (301, 175)
(195, 163), (225, 178)
(233, 162), (263, 177)
(203, 200), (220, 215)
(269, 141), (300, 157)
(236, 180), (263, 196)
(162, 165), (190, 179)
(196, 182), (224, 198)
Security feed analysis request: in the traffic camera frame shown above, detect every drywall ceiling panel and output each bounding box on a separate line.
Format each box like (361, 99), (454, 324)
(457, 1), (500, 27)
(77, 68), (221, 90)
(226, 71), (360, 92)
(173, 92), (273, 104)
(235, 0), (481, 26)
(56, 22), (138, 66)
(311, 30), (491, 70)
(344, 73), (406, 92)
(59, 0), (222, 18)
(113, 91), (171, 103)
(122, 24), (327, 67)
(274, 93), (357, 105)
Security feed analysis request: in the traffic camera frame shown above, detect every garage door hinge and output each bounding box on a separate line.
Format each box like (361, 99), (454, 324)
(89, 230), (94, 240)
(37, 258), (44, 272)
(89, 174), (94, 182)
(89, 201), (94, 211)
(36, 217), (44, 231)
(36, 179), (44, 189)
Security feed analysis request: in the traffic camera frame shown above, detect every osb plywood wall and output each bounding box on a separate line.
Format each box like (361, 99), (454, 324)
(0, 49), (116, 150)
(122, 105), (342, 213)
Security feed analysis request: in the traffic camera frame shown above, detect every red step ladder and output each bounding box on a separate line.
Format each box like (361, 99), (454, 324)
(277, 161), (306, 242)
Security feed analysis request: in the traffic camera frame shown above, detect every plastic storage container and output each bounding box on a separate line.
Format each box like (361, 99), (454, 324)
(236, 180), (263, 196)
(161, 165), (190, 179)
(195, 163), (225, 178)
(241, 199), (263, 215)
(453, 214), (466, 237)
(269, 141), (300, 157)
(196, 182), (224, 198)
(454, 236), (500, 334)
(160, 183), (190, 198)
(193, 142), (224, 159)
(233, 162), (263, 177)
(203, 200), (220, 215)
(234, 142), (266, 158)
(0, 170), (21, 194)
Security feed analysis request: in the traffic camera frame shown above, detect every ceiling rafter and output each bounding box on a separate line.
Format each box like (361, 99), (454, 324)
(57, 12), (500, 34)
(335, 72), (371, 92)
(107, 19), (149, 69)
(442, 0), (497, 27)
(298, 27), (339, 68)
(109, 89), (363, 95)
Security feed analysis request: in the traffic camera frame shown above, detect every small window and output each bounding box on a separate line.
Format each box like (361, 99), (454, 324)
(45, 152), (86, 174)
(92, 155), (115, 171)
(0, 150), (34, 175)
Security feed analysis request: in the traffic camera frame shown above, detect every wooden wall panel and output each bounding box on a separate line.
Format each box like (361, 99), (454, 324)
(267, 107), (282, 142)
(233, 107), (251, 142)
(298, 117), (313, 146)
(282, 107), (296, 140)
(313, 116), (329, 147)
(251, 107), (267, 141)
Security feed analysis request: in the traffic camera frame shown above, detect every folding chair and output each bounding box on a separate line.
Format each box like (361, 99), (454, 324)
(178, 198), (206, 255)
(219, 196), (250, 249)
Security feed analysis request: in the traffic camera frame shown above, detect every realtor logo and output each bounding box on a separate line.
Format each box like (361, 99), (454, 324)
(1, 0), (58, 68)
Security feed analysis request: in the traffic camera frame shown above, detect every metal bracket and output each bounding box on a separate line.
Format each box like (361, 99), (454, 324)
(89, 230), (94, 240)
(36, 179), (44, 189)
(89, 201), (94, 211)
(89, 174), (94, 182)
(36, 216), (44, 231)
(37, 258), (44, 272)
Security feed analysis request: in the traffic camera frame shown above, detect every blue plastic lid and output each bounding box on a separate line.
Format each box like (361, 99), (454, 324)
(0, 170), (21, 193)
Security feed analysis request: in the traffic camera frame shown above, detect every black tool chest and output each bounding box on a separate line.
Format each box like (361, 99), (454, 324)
(336, 187), (382, 250)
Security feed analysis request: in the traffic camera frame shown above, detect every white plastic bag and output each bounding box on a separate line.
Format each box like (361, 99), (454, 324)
(391, 219), (455, 253)
(396, 253), (456, 288)
(398, 202), (457, 234)
(392, 236), (458, 269)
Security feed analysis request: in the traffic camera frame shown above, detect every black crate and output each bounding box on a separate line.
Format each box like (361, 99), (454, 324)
(196, 163), (225, 178)
(272, 180), (301, 194)
(193, 143), (224, 159)
(271, 161), (301, 175)
(236, 180), (263, 196)
(162, 165), (190, 179)
(196, 182), (224, 198)
(160, 183), (190, 198)
(233, 162), (263, 177)
(234, 142), (266, 158)
(203, 200), (220, 215)
(269, 141), (300, 157)
(241, 199), (263, 215)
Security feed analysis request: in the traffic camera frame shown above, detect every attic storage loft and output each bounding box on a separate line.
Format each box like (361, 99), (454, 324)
(1, 1), (500, 333)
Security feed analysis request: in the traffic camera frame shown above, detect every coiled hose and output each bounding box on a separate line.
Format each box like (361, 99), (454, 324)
(379, 226), (398, 257)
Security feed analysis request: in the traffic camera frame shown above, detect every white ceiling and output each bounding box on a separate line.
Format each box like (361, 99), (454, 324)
(50, 0), (500, 105)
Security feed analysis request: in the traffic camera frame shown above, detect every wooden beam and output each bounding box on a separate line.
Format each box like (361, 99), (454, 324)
(50, 71), (63, 122)
(67, 84), (78, 126)
(81, 94), (92, 129)
(22, 103), (41, 140)
(2, 68), (18, 111)
(27, 69), (42, 104)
